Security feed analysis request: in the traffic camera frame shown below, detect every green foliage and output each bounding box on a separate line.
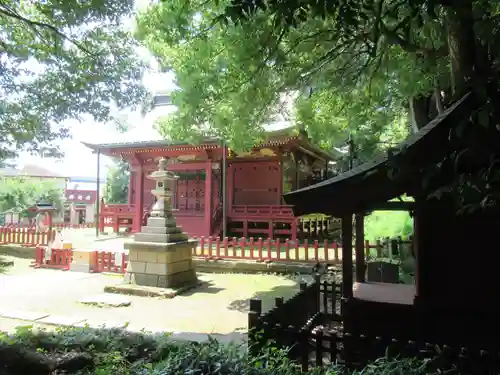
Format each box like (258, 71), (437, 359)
(104, 161), (130, 204)
(364, 211), (413, 243)
(0, 1), (149, 163)
(0, 324), (437, 375)
(0, 177), (64, 214)
(134, 0), (419, 155)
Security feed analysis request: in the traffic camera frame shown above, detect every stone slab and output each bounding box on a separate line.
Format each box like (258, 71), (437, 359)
(104, 279), (204, 299)
(0, 309), (49, 321)
(79, 294), (132, 307)
(37, 315), (87, 327)
(70, 263), (92, 273)
(133, 232), (187, 243)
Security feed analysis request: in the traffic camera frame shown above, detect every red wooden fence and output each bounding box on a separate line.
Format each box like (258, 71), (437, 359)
(0, 227), (56, 247)
(28, 238), (392, 273)
(195, 237), (385, 263)
(1, 223), (95, 230)
(91, 251), (127, 274)
(32, 247), (73, 270)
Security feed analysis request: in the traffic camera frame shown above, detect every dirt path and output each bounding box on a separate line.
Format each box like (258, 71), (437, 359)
(0, 256), (301, 340)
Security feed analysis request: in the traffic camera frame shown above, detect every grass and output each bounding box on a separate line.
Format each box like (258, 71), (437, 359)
(0, 325), (439, 375)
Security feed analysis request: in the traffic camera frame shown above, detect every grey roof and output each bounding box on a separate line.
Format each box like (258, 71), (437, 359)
(0, 167), (20, 177)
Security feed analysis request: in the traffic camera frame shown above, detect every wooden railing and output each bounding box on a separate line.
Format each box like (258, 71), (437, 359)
(100, 204), (149, 215)
(230, 205), (295, 217)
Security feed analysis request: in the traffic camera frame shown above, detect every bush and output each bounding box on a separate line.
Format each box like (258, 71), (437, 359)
(364, 211), (413, 243)
(0, 325), (435, 375)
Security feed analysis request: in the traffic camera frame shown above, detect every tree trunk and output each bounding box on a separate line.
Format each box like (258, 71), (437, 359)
(445, 0), (476, 97)
(409, 95), (431, 132)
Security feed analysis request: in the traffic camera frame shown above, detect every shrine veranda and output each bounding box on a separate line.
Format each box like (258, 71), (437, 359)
(85, 129), (340, 241)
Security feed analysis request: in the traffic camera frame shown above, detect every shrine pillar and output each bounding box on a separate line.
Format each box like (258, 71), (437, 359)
(133, 157), (144, 233)
(204, 160), (213, 235)
(128, 172), (135, 204)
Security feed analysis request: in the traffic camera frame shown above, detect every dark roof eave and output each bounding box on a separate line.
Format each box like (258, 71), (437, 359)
(283, 92), (475, 217)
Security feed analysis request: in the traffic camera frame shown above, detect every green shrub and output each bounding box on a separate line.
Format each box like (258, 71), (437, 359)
(364, 211), (413, 243)
(0, 325), (437, 375)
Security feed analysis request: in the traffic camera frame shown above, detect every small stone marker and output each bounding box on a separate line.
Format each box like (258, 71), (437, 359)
(79, 294), (132, 308)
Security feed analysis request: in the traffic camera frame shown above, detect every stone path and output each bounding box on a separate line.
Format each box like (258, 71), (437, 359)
(0, 256), (302, 344)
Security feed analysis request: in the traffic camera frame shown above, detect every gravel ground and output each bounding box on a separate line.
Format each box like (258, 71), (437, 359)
(0, 256), (302, 339)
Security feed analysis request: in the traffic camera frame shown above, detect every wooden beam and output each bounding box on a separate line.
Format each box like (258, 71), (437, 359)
(355, 213), (365, 282)
(342, 215), (353, 299)
(366, 201), (415, 211)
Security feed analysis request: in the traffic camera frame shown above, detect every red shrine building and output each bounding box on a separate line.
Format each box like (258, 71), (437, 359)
(83, 129), (340, 239)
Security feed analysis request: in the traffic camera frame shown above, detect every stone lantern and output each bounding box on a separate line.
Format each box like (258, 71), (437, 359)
(121, 157), (198, 291)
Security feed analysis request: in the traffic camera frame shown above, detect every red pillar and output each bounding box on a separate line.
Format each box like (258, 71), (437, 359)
(204, 160), (213, 236)
(134, 166), (144, 233)
(128, 172), (134, 204)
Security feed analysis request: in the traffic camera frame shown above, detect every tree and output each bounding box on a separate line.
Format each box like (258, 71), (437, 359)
(0, 1), (149, 163)
(134, 0), (421, 157)
(0, 177), (64, 214)
(104, 160), (129, 204)
(136, 0), (500, 210)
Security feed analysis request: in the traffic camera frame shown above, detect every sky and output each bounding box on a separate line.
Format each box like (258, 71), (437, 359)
(16, 71), (177, 179)
(15, 0), (175, 180)
(13, 0), (295, 180)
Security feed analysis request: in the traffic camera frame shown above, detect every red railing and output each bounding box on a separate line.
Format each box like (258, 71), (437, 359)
(196, 237), (385, 263)
(230, 205), (295, 217)
(27, 238), (392, 274)
(91, 251), (127, 273)
(0, 227), (56, 247)
(101, 204), (150, 215)
(33, 247), (72, 270)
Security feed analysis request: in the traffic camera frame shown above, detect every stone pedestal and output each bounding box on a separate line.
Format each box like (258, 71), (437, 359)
(124, 240), (197, 288)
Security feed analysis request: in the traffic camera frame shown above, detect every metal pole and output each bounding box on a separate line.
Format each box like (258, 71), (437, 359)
(95, 148), (101, 237)
(222, 141), (228, 239)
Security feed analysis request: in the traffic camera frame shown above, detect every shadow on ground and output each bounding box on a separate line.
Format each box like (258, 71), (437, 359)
(0, 256), (14, 274)
(0, 245), (35, 259)
(227, 284), (300, 313)
(182, 281), (225, 296)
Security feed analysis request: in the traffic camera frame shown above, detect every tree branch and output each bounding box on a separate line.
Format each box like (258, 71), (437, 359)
(0, 3), (95, 56)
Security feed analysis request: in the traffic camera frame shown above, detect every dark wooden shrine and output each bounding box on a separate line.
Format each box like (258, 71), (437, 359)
(285, 93), (500, 347)
(83, 128), (340, 239)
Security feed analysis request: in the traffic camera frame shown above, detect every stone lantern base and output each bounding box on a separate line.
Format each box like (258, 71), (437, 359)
(123, 240), (198, 288)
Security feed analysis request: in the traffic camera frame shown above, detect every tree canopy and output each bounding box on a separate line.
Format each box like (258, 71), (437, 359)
(104, 160), (129, 204)
(0, 177), (64, 214)
(136, 0), (500, 210)
(0, 0), (149, 163)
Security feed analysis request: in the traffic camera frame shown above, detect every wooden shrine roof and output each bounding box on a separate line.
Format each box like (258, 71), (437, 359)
(82, 128), (341, 161)
(283, 93), (475, 217)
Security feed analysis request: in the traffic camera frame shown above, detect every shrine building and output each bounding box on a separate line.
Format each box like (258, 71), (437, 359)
(83, 128), (341, 240)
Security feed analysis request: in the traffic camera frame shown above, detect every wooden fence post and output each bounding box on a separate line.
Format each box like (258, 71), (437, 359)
(314, 274), (321, 313)
(248, 298), (263, 357)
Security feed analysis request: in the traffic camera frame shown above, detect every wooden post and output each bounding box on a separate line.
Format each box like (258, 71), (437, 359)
(133, 159), (144, 233)
(342, 215), (353, 299)
(248, 298), (262, 356)
(95, 148), (101, 237)
(205, 160), (213, 236)
(128, 171), (134, 204)
(355, 213), (365, 282)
